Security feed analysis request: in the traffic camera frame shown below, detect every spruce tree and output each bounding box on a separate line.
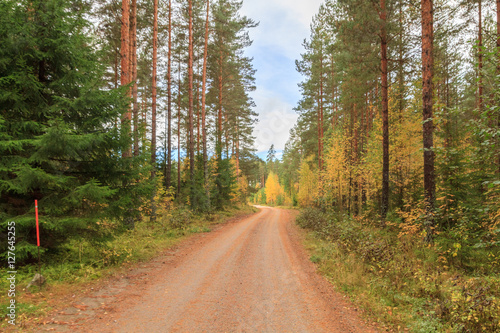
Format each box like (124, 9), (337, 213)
(0, 0), (146, 260)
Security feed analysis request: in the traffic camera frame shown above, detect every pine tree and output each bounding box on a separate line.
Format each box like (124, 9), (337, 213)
(188, 0), (195, 184)
(121, 0), (132, 157)
(478, 0), (483, 111)
(150, 0), (158, 221)
(379, 0), (390, 222)
(93, 0), (122, 90)
(497, 0), (500, 173)
(422, 0), (435, 242)
(166, 0), (173, 189)
(201, 0), (210, 183)
(266, 144), (276, 175)
(131, 0), (139, 157)
(206, 0), (257, 210)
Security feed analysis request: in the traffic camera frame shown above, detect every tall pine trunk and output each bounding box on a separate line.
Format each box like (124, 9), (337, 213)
(497, 0), (500, 172)
(201, 0), (210, 182)
(380, 0), (390, 222)
(131, 0), (139, 157)
(196, 77), (201, 154)
(398, 0), (404, 117)
(218, 53), (223, 156)
(317, 93), (322, 171)
(188, 0), (195, 181)
(319, 54), (324, 171)
(166, 0), (172, 189)
(422, 0), (435, 243)
(236, 121), (240, 178)
(177, 59), (182, 196)
(353, 103), (359, 216)
(150, 0), (158, 222)
(121, 0), (131, 158)
(331, 56), (337, 128)
(395, 0), (405, 209)
(478, 0), (483, 111)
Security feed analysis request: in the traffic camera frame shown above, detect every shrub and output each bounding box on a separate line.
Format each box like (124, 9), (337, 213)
(296, 207), (328, 230)
(164, 208), (195, 230)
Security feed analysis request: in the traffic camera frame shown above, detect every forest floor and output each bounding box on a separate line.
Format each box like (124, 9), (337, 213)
(15, 206), (379, 332)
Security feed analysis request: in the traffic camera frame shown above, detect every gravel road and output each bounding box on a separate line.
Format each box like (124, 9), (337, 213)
(41, 206), (378, 332)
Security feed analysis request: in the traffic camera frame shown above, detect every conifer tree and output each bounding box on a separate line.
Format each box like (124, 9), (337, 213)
(188, 0), (195, 183)
(201, 0), (210, 182)
(478, 0), (483, 111)
(166, 0), (173, 189)
(497, 0), (500, 172)
(121, 0), (131, 157)
(379, 0), (390, 221)
(131, 0), (139, 156)
(207, 0), (257, 209)
(0, 0), (145, 259)
(422, 0), (435, 242)
(151, 0), (158, 221)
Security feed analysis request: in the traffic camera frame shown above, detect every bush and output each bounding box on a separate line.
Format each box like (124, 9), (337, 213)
(164, 208), (195, 230)
(296, 207), (328, 230)
(443, 277), (500, 332)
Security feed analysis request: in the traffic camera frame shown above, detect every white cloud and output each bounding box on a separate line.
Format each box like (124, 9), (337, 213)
(241, 0), (322, 58)
(274, 0), (324, 27)
(240, 0), (323, 151)
(252, 89), (298, 152)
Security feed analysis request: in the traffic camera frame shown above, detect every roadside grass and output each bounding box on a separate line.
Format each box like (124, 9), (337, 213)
(297, 208), (500, 332)
(0, 204), (257, 329)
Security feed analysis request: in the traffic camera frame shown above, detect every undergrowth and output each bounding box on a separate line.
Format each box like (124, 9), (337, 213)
(297, 207), (500, 332)
(0, 204), (256, 328)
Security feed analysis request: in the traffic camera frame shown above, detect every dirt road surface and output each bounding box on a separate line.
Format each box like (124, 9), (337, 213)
(39, 207), (378, 332)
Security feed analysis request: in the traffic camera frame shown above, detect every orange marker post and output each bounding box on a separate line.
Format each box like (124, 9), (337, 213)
(35, 200), (40, 246)
(35, 200), (41, 277)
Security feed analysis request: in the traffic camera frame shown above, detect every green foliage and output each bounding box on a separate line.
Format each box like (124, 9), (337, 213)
(443, 278), (500, 332)
(0, 0), (150, 262)
(286, 0), (500, 331)
(252, 187), (266, 205)
(210, 156), (236, 210)
(189, 156), (211, 213)
(296, 207), (328, 230)
(164, 207), (195, 230)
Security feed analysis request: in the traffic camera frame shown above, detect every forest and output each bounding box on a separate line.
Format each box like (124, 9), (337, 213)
(1, 0), (500, 331)
(251, 0), (500, 331)
(0, 0), (264, 325)
(1, 0), (260, 261)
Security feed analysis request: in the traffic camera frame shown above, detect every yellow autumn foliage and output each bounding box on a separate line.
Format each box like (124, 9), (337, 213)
(265, 171), (284, 205)
(322, 130), (349, 210)
(297, 156), (318, 207)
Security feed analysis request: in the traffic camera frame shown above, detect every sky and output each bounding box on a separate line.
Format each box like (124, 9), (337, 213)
(239, 0), (324, 159)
